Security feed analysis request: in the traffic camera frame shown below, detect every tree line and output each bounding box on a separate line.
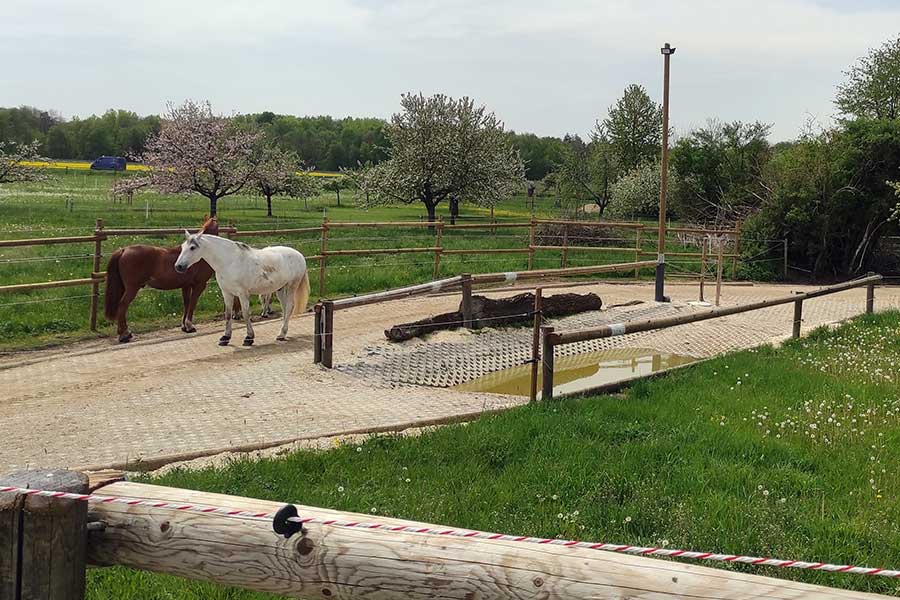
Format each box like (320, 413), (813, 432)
(3, 34), (900, 279)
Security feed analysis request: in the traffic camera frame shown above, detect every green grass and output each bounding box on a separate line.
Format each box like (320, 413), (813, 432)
(0, 172), (707, 350)
(87, 312), (900, 598)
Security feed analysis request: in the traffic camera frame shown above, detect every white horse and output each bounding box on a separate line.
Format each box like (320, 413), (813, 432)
(174, 232), (310, 346)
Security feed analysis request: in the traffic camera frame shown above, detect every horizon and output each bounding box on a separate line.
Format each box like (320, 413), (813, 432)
(3, 1), (899, 143)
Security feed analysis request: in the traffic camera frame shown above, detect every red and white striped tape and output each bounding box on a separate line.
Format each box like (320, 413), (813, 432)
(3, 485), (897, 578)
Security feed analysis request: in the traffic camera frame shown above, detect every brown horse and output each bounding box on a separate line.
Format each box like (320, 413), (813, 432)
(104, 217), (219, 343)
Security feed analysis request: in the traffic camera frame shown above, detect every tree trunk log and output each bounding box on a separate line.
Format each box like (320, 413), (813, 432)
(83, 481), (887, 600)
(385, 292), (602, 341)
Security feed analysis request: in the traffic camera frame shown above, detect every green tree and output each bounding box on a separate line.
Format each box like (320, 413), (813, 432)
(603, 84), (662, 172)
(349, 93), (524, 223)
(836, 36), (900, 120)
(507, 132), (567, 180)
(670, 120), (772, 223)
(750, 120), (900, 277)
(45, 126), (73, 158)
(557, 132), (619, 215)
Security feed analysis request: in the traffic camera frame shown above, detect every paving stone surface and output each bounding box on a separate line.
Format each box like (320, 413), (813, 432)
(0, 281), (896, 472)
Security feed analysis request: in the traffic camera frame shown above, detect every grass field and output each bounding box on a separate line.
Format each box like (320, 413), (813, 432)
(0, 171), (715, 350)
(84, 311), (900, 598)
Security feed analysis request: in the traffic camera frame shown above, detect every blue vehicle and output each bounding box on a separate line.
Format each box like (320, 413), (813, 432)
(90, 156), (127, 171)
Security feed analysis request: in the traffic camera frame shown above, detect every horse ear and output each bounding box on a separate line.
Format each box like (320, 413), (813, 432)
(184, 230), (191, 241)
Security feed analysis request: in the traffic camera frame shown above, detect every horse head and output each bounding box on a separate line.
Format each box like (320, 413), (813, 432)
(175, 232), (205, 273)
(200, 215), (219, 236)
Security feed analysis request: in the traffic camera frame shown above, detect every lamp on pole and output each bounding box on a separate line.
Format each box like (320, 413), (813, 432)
(655, 41), (675, 302)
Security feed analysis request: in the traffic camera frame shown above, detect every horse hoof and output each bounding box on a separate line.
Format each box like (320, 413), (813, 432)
(181, 326), (197, 334)
(118, 333), (133, 343)
(276, 336), (286, 342)
(242, 337), (254, 347)
(218, 335), (231, 346)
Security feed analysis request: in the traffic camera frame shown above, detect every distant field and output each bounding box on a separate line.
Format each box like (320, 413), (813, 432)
(0, 171), (708, 350)
(21, 160), (341, 176)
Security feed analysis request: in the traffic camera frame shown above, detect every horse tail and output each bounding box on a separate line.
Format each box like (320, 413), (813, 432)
(104, 249), (125, 320)
(293, 270), (310, 316)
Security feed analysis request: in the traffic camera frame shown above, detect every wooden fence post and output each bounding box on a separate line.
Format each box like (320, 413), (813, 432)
(529, 288), (543, 403)
(461, 273), (473, 329)
(0, 469), (89, 600)
(634, 225), (643, 279)
(715, 238), (725, 307)
(313, 303), (323, 364)
(560, 225), (568, 268)
(89, 218), (104, 331)
(528, 218), (536, 271)
(540, 325), (555, 401)
(699, 238), (707, 302)
(866, 278), (875, 314)
(322, 300), (334, 368)
(433, 216), (443, 280)
(792, 298), (803, 338)
(319, 217), (329, 298)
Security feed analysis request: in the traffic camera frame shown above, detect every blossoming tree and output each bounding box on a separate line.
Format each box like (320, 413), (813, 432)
(251, 142), (321, 216)
(349, 93), (524, 223)
(113, 100), (261, 216)
(0, 140), (48, 184)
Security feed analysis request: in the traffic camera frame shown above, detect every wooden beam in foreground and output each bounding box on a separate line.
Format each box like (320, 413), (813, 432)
(86, 481), (886, 599)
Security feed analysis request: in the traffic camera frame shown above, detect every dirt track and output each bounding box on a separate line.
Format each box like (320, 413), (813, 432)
(1, 280), (896, 472)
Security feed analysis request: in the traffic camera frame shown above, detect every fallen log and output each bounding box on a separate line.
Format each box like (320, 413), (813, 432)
(385, 292), (602, 341)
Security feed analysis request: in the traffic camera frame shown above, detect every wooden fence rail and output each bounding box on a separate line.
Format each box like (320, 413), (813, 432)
(0, 217), (739, 336)
(538, 274), (883, 401)
(313, 260), (658, 368)
(0, 470), (886, 599)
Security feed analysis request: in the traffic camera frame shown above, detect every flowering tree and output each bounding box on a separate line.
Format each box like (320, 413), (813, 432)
(349, 93), (524, 222)
(113, 100), (261, 216)
(252, 142), (321, 216)
(0, 140), (49, 184)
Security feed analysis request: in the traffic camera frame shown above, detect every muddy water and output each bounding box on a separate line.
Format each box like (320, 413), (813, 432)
(453, 348), (695, 398)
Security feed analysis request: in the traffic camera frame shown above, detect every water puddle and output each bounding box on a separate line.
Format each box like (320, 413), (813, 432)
(453, 348), (696, 398)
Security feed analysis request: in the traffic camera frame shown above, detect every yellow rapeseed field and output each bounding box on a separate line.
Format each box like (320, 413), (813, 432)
(21, 160), (340, 177)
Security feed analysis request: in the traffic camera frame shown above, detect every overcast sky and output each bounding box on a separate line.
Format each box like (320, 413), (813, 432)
(2, 0), (898, 141)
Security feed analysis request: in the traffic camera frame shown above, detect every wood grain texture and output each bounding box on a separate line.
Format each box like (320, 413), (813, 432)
(86, 481), (888, 599)
(1, 470), (89, 600)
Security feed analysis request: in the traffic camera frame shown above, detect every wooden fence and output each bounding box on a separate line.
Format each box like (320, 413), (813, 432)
(312, 260), (659, 368)
(538, 274), (883, 401)
(0, 217), (739, 332)
(0, 468), (885, 600)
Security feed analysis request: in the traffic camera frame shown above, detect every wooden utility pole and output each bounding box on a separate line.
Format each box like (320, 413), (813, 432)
(655, 42), (675, 302)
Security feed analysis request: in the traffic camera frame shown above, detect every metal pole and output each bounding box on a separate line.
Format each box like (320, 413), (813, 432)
(655, 42), (675, 302)
(541, 325), (555, 401)
(529, 288), (543, 404)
